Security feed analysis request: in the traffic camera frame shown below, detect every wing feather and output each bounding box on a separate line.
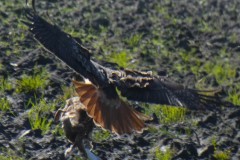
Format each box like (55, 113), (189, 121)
(73, 80), (150, 134)
(116, 72), (222, 110)
(23, 8), (108, 86)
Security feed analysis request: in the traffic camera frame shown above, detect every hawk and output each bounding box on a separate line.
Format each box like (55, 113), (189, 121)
(23, 1), (222, 135)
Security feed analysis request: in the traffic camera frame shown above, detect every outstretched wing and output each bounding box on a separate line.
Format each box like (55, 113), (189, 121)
(22, 9), (106, 85)
(73, 80), (150, 135)
(23, 3), (149, 135)
(115, 71), (221, 110)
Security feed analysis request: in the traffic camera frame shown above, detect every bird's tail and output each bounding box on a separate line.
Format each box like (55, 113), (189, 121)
(73, 80), (149, 135)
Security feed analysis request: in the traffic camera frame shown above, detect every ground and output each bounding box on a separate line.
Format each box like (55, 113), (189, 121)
(0, 0), (240, 159)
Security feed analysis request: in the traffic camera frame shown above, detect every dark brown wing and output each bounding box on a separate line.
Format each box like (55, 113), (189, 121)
(115, 71), (221, 110)
(22, 8), (107, 86)
(23, 10), (90, 60)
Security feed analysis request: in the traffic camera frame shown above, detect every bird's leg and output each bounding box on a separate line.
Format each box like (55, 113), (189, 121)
(64, 144), (75, 157)
(64, 123), (86, 158)
(74, 127), (88, 159)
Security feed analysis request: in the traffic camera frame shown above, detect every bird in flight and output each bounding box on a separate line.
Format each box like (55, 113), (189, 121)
(23, 0), (222, 135)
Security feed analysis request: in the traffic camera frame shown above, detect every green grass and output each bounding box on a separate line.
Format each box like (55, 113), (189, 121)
(125, 33), (143, 47)
(211, 137), (231, 160)
(0, 77), (13, 92)
(58, 85), (75, 102)
(199, 20), (217, 33)
(16, 67), (49, 93)
(91, 129), (111, 143)
(144, 104), (189, 138)
(174, 48), (203, 76)
(51, 123), (64, 136)
(213, 150), (231, 160)
(145, 104), (187, 124)
(0, 98), (11, 112)
(107, 50), (132, 68)
(0, 148), (24, 160)
(227, 85), (240, 106)
(0, 0), (28, 56)
(148, 126), (159, 134)
(28, 98), (56, 135)
(213, 148), (231, 160)
(0, 62), (2, 70)
(200, 61), (236, 84)
(155, 147), (174, 160)
(229, 33), (238, 43)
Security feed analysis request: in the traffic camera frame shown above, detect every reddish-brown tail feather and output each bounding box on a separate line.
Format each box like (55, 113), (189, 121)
(73, 80), (149, 134)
